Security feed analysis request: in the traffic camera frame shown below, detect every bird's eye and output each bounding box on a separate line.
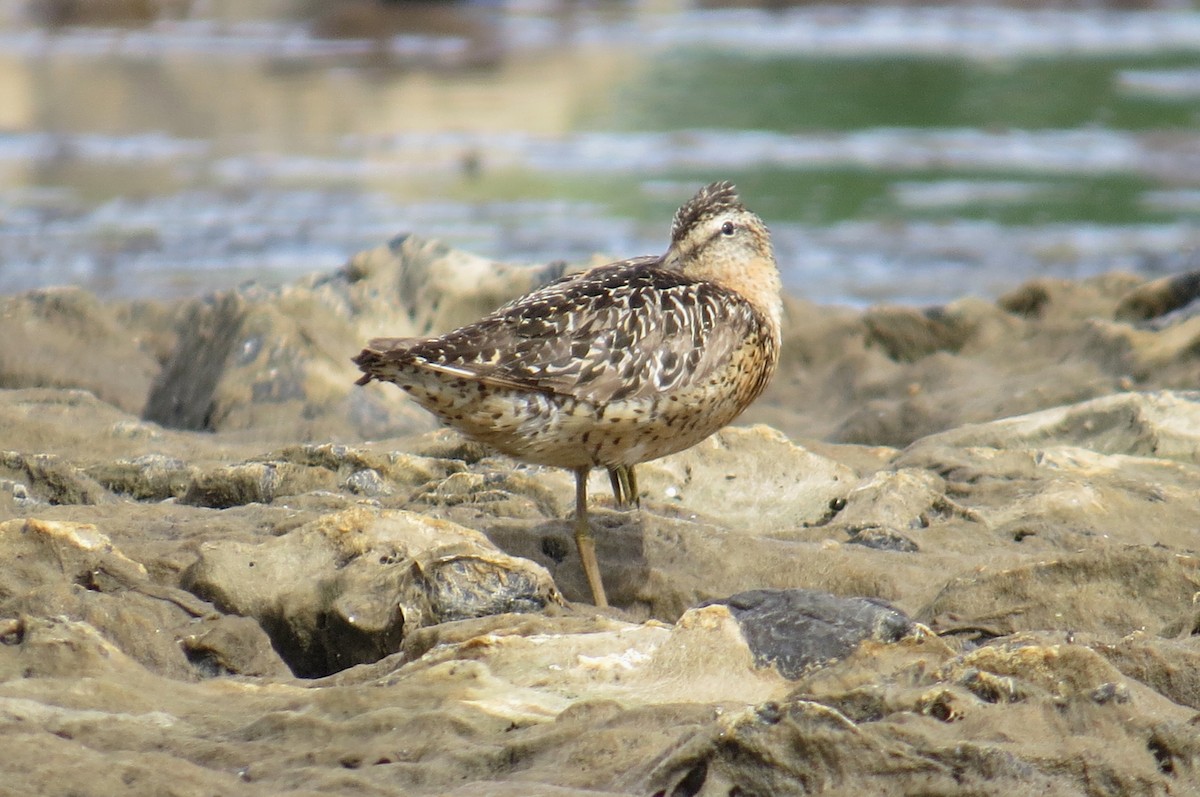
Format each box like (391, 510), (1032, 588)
(721, 221), (736, 236)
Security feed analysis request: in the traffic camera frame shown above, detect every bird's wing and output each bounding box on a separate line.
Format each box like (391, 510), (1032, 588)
(383, 259), (763, 404)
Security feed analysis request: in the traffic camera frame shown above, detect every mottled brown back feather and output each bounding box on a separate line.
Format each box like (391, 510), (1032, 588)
(355, 256), (769, 405)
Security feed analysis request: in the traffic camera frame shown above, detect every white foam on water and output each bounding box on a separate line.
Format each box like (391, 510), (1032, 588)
(891, 180), (1054, 209)
(1117, 69), (1200, 98)
(0, 127), (1178, 180)
(3, 6), (1200, 63)
(625, 7), (1200, 58)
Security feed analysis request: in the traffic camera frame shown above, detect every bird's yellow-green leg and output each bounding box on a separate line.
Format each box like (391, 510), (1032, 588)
(574, 465), (608, 608)
(607, 465), (640, 509)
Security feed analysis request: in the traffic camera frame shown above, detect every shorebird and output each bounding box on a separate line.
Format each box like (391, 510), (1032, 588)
(353, 182), (782, 607)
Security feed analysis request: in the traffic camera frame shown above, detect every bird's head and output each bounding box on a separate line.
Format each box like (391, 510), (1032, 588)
(663, 181), (782, 333)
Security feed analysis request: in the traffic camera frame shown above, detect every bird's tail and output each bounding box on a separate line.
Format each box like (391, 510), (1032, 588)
(352, 337), (417, 385)
(352, 350), (382, 385)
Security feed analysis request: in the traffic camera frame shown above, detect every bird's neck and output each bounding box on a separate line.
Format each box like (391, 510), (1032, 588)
(688, 253), (783, 342)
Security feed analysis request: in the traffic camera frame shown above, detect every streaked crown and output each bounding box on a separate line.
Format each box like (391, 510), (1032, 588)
(670, 181), (746, 245)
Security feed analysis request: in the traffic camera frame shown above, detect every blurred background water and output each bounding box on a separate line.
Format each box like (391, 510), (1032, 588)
(0, 0), (1198, 305)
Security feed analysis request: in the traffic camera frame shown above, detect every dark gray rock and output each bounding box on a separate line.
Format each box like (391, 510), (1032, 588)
(141, 290), (247, 431)
(702, 589), (914, 679)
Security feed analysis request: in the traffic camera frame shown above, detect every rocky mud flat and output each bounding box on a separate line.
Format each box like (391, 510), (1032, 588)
(2, 235), (1200, 795)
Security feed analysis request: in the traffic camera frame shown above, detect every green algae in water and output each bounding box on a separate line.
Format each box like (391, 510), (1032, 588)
(596, 52), (1200, 132)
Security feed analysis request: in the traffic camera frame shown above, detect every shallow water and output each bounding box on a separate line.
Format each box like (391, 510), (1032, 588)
(1, 0), (1199, 304)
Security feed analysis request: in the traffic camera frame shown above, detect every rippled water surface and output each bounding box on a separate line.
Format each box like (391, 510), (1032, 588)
(1, 1), (1199, 304)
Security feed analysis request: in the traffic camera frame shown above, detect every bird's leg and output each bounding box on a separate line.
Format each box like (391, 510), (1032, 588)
(607, 467), (623, 506)
(606, 465), (641, 509)
(574, 465), (609, 608)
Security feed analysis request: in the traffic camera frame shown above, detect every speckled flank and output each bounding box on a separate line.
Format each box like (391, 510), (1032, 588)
(353, 181), (781, 605)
